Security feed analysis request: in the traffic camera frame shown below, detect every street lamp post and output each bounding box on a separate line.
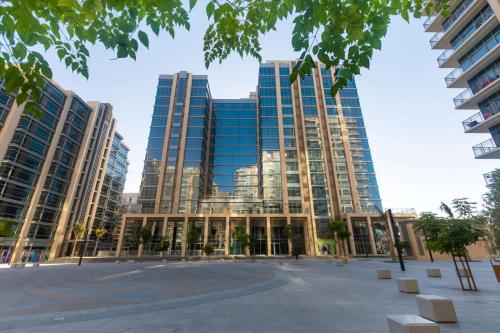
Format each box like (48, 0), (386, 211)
(388, 209), (405, 271)
(78, 229), (90, 266)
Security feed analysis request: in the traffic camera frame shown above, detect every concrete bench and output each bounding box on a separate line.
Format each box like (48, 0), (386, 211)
(162, 259), (168, 263)
(426, 268), (441, 278)
(126, 259), (135, 264)
(416, 295), (457, 323)
(457, 268), (471, 277)
(397, 278), (420, 293)
(336, 260), (345, 267)
(32, 262), (40, 268)
(115, 260), (121, 264)
(378, 269), (392, 279)
(387, 315), (440, 333)
(11, 263), (25, 268)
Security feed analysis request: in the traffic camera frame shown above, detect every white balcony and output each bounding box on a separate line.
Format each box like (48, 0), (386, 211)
(463, 109), (500, 133)
(454, 76), (500, 109)
(437, 8), (497, 68)
(444, 43), (500, 88)
(429, 0), (487, 50)
(473, 136), (500, 159)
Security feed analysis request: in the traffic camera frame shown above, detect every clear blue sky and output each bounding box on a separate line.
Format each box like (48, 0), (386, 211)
(43, 7), (497, 214)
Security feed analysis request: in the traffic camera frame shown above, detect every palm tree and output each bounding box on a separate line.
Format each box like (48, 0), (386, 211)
(186, 228), (201, 256)
(328, 219), (351, 263)
(92, 226), (107, 257)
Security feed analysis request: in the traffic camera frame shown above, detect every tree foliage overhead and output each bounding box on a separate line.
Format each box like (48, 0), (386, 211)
(1, 0), (449, 116)
(483, 169), (500, 254)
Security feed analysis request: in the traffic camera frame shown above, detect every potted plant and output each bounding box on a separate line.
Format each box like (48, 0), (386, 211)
(203, 243), (214, 261)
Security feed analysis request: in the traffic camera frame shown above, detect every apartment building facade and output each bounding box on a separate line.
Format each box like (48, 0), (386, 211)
(117, 61), (391, 258)
(0, 80), (128, 264)
(423, 0), (500, 160)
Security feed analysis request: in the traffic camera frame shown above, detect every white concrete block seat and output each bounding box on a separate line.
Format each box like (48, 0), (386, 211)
(426, 268), (442, 278)
(397, 278), (420, 293)
(387, 315), (440, 333)
(416, 295), (457, 323)
(378, 268), (392, 279)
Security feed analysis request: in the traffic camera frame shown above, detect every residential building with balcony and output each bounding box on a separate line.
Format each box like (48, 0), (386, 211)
(423, 0), (500, 160)
(0, 80), (128, 265)
(116, 61), (391, 259)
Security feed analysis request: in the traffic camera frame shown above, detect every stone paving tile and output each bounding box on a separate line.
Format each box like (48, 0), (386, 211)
(0, 259), (498, 332)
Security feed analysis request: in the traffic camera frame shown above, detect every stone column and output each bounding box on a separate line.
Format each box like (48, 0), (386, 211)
(160, 217), (168, 257)
(367, 217), (377, 255)
(245, 216), (250, 256)
(266, 216), (272, 256)
(137, 217), (147, 257)
(114, 216), (128, 257)
(181, 216), (188, 257)
(346, 216), (356, 255)
(203, 217), (209, 255)
(224, 216), (230, 256)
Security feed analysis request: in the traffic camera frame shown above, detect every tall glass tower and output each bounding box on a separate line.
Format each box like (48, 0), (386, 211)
(120, 61), (386, 258)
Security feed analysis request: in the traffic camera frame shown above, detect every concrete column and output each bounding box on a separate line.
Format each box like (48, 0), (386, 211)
(224, 217), (230, 256)
(287, 216), (292, 255)
(0, 101), (24, 162)
(346, 216), (356, 255)
(160, 217), (168, 257)
(203, 216), (209, 248)
(114, 216), (128, 257)
(266, 216), (272, 256)
(367, 217), (377, 255)
(154, 75), (178, 213)
(245, 216), (250, 256)
(487, 0), (500, 21)
(181, 216), (188, 256)
(137, 217), (147, 257)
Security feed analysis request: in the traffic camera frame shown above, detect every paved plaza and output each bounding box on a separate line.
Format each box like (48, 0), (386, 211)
(0, 258), (499, 332)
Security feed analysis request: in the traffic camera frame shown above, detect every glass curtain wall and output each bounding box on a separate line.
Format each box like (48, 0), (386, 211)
(301, 73), (330, 217)
(205, 99), (259, 214)
(179, 78), (210, 214)
(339, 78), (382, 212)
(259, 65), (283, 213)
(279, 64), (302, 214)
(141, 77), (172, 213)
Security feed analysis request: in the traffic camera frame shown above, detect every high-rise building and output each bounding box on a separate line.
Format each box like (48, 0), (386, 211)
(0, 80), (128, 264)
(117, 61), (387, 258)
(423, 0), (500, 160)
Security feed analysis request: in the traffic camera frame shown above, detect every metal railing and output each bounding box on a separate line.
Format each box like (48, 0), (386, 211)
(445, 67), (463, 86)
(423, 16), (435, 30)
(430, 32), (444, 47)
(453, 88), (472, 107)
(462, 111), (485, 130)
(437, 7), (495, 66)
(473, 136), (500, 157)
(442, 0), (475, 31)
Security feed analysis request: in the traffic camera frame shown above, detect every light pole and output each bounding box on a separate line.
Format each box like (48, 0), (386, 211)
(388, 209), (405, 271)
(78, 229), (90, 266)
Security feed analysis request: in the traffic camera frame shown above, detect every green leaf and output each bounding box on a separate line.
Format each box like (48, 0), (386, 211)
(189, 0), (197, 11)
(150, 21), (160, 36)
(138, 30), (149, 48)
(13, 43), (27, 59)
(206, 2), (216, 19)
(117, 47), (127, 58)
